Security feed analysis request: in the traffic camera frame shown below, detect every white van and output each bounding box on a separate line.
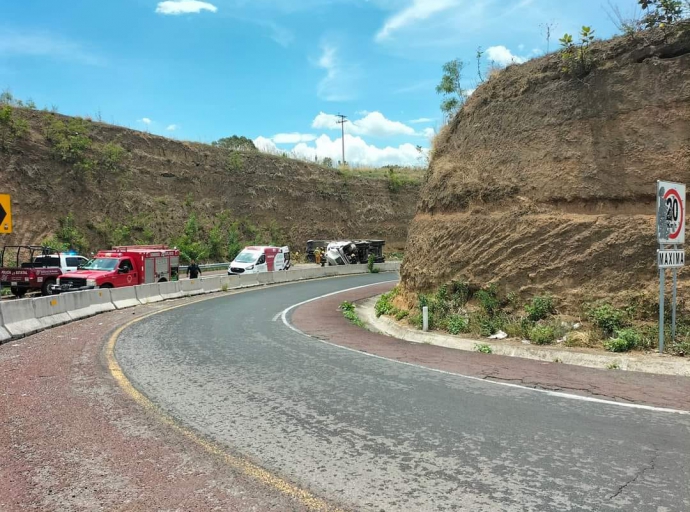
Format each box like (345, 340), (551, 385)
(228, 246), (290, 275)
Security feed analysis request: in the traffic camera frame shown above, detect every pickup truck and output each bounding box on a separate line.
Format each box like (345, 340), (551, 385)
(0, 246), (89, 297)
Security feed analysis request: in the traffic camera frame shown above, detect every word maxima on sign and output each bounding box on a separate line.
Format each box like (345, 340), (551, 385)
(658, 249), (685, 269)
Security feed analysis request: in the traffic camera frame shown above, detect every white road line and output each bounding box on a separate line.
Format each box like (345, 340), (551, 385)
(277, 284), (690, 416)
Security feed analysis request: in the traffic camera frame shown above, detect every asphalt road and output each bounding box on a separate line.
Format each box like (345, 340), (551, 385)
(116, 275), (690, 512)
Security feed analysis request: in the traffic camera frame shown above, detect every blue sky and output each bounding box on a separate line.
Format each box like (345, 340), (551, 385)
(1, 0), (639, 166)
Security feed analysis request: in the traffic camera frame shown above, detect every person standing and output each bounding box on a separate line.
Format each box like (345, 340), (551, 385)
(187, 260), (202, 279)
(314, 247), (322, 265)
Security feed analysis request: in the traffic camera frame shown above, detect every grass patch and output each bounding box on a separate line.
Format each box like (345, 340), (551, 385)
(475, 343), (493, 354)
(341, 301), (364, 328)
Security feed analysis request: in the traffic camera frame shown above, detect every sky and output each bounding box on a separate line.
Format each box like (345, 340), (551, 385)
(1, 0), (641, 166)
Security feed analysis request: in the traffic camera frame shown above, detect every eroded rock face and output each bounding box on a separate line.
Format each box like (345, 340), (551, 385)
(401, 25), (690, 307)
(0, 112), (419, 251)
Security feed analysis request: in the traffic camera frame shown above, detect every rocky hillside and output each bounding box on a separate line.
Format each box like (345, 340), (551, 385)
(0, 109), (419, 257)
(401, 24), (690, 308)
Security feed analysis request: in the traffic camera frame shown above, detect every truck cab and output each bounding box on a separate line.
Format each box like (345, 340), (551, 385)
(0, 246), (88, 297)
(228, 246), (290, 275)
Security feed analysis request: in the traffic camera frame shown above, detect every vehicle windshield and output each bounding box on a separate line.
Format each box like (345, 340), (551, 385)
(234, 251), (260, 264)
(80, 258), (118, 271)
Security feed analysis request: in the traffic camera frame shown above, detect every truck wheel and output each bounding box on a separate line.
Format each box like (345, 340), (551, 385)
(100, 284), (114, 289)
(10, 287), (27, 298)
(158, 278), (167, 283)
(41, 279), (56, 296)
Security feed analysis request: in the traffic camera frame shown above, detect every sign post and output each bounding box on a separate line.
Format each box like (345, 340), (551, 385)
(656, 180), (686, 354)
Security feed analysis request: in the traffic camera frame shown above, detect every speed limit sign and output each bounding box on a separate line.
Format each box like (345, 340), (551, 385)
(657, 180), (686, 245)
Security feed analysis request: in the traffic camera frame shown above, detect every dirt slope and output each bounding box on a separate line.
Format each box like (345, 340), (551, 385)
(401, 24), (690, 307)
(0, 109), (419, 254)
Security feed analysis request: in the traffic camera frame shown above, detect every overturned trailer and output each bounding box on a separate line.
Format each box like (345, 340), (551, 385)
(324, 240), (385, 266)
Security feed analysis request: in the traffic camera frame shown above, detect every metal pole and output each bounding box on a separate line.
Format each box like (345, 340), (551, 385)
(659, 267), (665, 354)
(422, 306), (429, 332)
(672, 267), (677, 342)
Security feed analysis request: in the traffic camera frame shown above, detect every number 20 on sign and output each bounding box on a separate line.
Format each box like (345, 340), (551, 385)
(657, 181), (685, 245)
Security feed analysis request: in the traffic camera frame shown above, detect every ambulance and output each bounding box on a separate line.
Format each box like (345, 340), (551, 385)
(228, 246), (291, 275)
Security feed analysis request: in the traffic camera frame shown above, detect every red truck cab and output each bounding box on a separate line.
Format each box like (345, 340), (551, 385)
(0, 246), (88, 297)
(54, 245), (180, 292)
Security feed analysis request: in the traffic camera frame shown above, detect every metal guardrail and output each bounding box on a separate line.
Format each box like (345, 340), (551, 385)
(179, 262), (230, 273)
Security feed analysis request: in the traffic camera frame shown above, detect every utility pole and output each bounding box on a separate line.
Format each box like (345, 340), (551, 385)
(336, 113), (348, 166)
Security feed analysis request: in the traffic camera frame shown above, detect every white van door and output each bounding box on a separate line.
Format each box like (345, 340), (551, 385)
(256, 253), (268, 273)
(274, 252), (285, 271)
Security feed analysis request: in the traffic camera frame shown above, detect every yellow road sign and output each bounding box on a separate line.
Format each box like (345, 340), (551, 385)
(0, 194), (12, 234)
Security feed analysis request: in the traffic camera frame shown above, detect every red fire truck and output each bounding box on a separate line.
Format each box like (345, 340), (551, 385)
(53, 245), (180, 293)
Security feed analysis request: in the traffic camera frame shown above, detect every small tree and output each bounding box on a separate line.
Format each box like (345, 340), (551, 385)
(212, 135), (257, 151)
(639, 0), (685, 28)
(322, 157), (334, 168)
(559, 26), (596, 77)
(436, 59), (467, 119)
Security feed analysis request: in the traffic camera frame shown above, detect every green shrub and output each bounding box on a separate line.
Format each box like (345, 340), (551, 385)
(341, 301), (356, 313)
(99, 142), (126, 170)
(375, 289), (398, 318)
(530, 325), (557, 345)
(0, 105), (29, 152)
(504, 317), (532, 339)
(475, 343), (493, 354)
(409, 313), (423, 329)
(45, 117), (93, 166)
(226, 150), (243, 171)
(476, 286), (500, 317)
(367, 254), (379, 273)
(450, 281), (471, 309)
(604, 328), (641, 352)
(395, 309), (409, 321)
(447, 315), (469, 335)
(525, 296), (555, 322)
(341, 301), (364, 327)
(587, 303), (628, 336)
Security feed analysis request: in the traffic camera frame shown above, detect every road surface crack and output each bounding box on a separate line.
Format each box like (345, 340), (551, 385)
(608, 447), (659, 500)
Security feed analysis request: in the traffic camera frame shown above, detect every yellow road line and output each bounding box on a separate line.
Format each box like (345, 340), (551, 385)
(105, 297), (347, 512)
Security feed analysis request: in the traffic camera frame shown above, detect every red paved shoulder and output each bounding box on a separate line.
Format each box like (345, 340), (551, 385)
(291, 283), (690, 411)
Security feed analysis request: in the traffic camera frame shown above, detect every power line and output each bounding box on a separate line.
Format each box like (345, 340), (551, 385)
(336, 113), (348, 166)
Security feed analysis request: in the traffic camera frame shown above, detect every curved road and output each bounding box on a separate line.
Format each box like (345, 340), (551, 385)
(116, 274), (690, 512)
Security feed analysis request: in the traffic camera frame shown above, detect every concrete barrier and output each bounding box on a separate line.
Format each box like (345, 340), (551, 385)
(159, 281), (184, 300)
(221, 275), (240, 291)
(135, 283), (164, 304)
(237, 273), (260, 288)
(0, 299), (42, 337)
(257, 272), (275, 285)
(179, 279), (204, 297)
(32, 295), (71, 330)
(67, 289), (115, 321)
(273, 270), (290, 283)
(110, 287), (141, 309)
(201, 276), (222, 293)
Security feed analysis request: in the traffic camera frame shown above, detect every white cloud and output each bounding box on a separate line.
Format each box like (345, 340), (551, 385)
(156, 0), (218, 15)
(290, 134), (426, 167)
(422, 127), (435, 138)
(409, 117), (433, 124)
(140, 118), (152, 125)
(254, 136), (279, 153)
(312, 111), (418, 138)
(485, 45), (528, 67)
(166, 124), (178, 131)
(316, 44), (356, 102)
(0, 29), (103, 66)
(376, 0), (458, 41)
(466, 88), (476, 97)
(273, 132), (317, 144)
